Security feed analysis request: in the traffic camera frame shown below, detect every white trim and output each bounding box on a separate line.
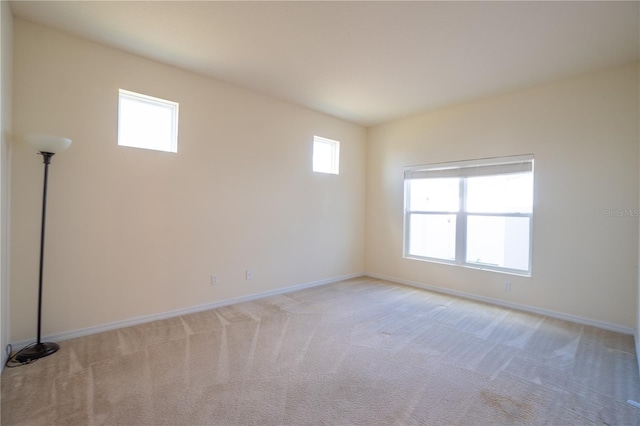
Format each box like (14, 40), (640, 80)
(10, 273), (363, 351)
(366, 273), (635, 335)
(636, 328), (640, 375)
(627, 400), (640, 409)
(12, 271), (632, 352)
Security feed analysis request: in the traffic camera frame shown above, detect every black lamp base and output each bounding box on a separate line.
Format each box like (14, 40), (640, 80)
(15, 342), (59, 363)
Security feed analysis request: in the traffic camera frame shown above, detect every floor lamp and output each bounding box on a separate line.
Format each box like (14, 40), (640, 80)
(16, 134), (72, 363)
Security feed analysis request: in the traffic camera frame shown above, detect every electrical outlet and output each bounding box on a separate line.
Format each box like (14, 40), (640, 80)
(246, 270), (253, 280)
(211, 275), (218, 285)
(503, 282), (511, 292)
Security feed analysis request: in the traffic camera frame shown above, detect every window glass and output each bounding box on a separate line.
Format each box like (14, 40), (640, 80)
(408, 214), (457, 261)
(118, 89), (179, 153)
(466, 173), (532, 213)
(466, 215), (531, 271)
(408, 178), (459, 212)
(313, 136), (340, 174)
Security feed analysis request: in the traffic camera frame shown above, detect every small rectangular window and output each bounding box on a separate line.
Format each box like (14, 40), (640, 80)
(118, 89), (179, 153)
(313, 136), (340, 174)
(404, 155), (534, 276)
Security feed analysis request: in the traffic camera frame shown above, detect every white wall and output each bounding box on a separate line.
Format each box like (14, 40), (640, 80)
(366, 64), (639, 330)
(1, 1), (14, 366)
(9, 18), (640, 348)
(10, 20), (366, 342)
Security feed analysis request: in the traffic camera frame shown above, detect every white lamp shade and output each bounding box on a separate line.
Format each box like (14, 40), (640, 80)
(25, 134), (72, 154)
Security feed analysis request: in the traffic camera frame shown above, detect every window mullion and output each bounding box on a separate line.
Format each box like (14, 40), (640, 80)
(455, 178), (466, 265)
(404, 179), (411, 257)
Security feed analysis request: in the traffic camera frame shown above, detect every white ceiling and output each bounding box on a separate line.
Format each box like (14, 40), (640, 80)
(9, 1), (640, 126)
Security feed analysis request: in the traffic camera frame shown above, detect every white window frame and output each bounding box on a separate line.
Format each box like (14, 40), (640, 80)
(404, 154), (534, 276)
(118, 89), (179, 153)
(313, 136), (340, 175)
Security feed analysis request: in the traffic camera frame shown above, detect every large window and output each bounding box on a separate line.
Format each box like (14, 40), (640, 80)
(118, 89), (179, 153)
(404, 155), (533, 275)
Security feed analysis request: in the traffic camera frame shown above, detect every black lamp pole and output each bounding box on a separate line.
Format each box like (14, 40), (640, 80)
(16, 151), (60, 362)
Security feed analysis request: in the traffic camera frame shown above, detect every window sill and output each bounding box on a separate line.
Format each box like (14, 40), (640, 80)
(403, 255), (531, 278)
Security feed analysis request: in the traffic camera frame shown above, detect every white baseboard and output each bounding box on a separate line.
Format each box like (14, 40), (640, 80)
(636, 329), (640, 375)
(11, 272), (364, 351)
(366, 273), (635, 336)
(12, 271), (633, 352)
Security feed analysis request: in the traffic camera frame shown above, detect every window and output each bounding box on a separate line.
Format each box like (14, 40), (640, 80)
(118, 89), (179, 153)
(404, 155), (533, 275)
(313, 136), (340, 174)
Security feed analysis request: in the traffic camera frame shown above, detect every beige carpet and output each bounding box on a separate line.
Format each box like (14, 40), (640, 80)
(2, 277), (640, 425)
